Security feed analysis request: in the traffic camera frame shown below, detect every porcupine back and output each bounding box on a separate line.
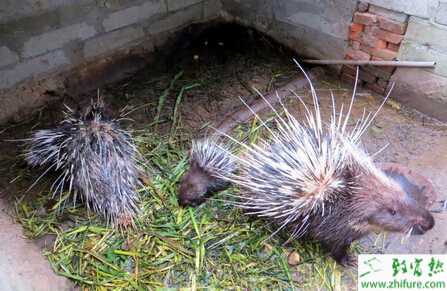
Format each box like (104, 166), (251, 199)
(25, 99), (142, 226)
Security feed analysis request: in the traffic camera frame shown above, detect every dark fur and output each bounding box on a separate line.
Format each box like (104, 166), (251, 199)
(178, 160), (230, 206)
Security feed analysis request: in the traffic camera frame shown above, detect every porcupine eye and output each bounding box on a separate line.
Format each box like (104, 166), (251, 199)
(388, 209), (397, 216)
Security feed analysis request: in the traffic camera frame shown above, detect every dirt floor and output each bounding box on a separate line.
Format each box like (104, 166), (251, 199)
(0, 24), (446, 290)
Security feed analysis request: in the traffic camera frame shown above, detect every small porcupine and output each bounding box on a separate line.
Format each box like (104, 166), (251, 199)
(178, 138), (236, 206)
(24, 98), (143, 226)
(215, 62), (435, 265)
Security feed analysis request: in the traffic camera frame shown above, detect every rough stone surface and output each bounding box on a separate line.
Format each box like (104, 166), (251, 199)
(273, 0), (357, 39)
(399, 41), (447, 78)
(365, 0), (434, 19)
(0, 0), (94, 24)
(405, 16), (447, 52)
(146, 3), (203, 35)
(167, 0), (203, 11)
(23, 22), (97, 58)
(0, 46), (19, 68)
(0, 200), (73, 291)
(435, 2), (447, 25)
(390, 68), (447, 121)
(0, 50), (69, 89)
(273, 19), (348, 60)
(203, 0), (222, 19)
(103, 0), (167, 32)
(84, 26), (146, 58)
(357, 1), (369, 12)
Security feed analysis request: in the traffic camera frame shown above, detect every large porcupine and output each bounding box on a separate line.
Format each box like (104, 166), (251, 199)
(215, 62), (435, 265)
(24, 98), (143, 226)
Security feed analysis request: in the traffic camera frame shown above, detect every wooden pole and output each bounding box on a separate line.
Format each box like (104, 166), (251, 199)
(302, 59), (436, 67)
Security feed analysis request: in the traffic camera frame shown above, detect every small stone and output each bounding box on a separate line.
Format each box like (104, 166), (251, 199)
(287, 251), (301, 266)
(263, 243), (273, 253)
(357, 2), (369, 12)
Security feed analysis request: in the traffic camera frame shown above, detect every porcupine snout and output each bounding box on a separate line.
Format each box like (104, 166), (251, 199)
(178, 138), (235, 207)
(382, 166), (435, 235)
(411, 210), (435, 235)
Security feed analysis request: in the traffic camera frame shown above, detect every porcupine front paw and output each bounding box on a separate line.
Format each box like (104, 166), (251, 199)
(330, 245), (357, 267)
(336, 253), (358, 267)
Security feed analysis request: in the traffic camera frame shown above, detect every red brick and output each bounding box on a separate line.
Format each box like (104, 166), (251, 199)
(375, 29), (404, 44)
(377, 78), (389, 88)
(362, 33), (387, 49)
(342, 65), (357, 77)
(365, 82), (386, 95)
(349, 30), (362, 41)
(360, 43), (373, 54)
(372, 48), (398, 60)
(371, 56), (384, 61)
(377, 16), (407, 34)
(359, 69), (377, 83)
(387, 42), (400, 52)
(351, 40), (361, 50)
(364, 25), (380, 34)
(362, 65), (395, 79)
(353, 12), (377, 25)
(350, 23), (364, 32)
(340, 73), (358, 85)
(346, 48), (371, 60)
(357, 1), (369, 12)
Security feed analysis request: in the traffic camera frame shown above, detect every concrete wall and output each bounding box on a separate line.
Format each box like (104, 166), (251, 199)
(1, 0), (446, 122)
(0, 0), (222, 123)
(220, 0), (358, 61)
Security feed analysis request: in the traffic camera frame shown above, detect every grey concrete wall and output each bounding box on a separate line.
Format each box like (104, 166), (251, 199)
(1, 0), (447, 122)
(0, 0), (222, 123)
(220, 0), (358, 60)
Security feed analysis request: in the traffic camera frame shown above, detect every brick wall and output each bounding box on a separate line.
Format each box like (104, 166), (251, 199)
(341, 1), (408, 94)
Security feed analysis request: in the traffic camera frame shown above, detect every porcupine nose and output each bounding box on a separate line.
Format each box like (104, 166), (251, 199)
(412, 212), (435, 235)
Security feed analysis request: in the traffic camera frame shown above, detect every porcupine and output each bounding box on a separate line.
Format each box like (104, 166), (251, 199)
(178, 138), (236, 206)
(203, 62), (435, 265)
(177, 70), (323, 206)
(24, 98), (143, 226)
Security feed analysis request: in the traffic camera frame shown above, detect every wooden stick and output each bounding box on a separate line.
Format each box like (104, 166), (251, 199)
(302, 59), (436, 67)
